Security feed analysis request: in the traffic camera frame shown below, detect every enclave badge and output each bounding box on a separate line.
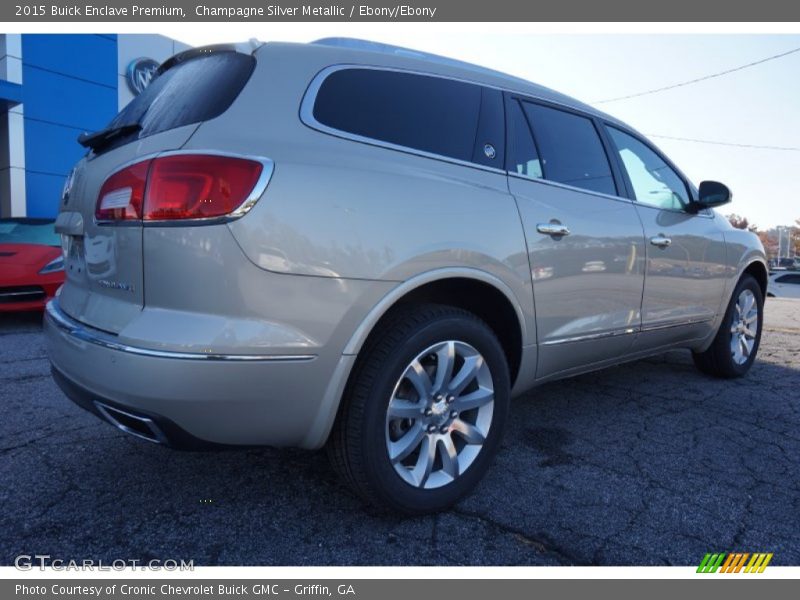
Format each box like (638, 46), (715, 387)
(98, 280), (135, 292)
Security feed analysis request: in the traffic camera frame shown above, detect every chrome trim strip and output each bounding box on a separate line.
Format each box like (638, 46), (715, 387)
(541, 327), (637, 346)
(632, 200), (714, 219)
(45, 300), (316, 362)
(507, 171), (635, 204)
(0, 290), (45, 298)
(640, 318), (713, 333)
(541, 317), (713, 346)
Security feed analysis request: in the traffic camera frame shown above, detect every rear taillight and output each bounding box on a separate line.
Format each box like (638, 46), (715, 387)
(96, 159), (150, 221)
(145, 155), (263, 220)
(95, 154), (265, 222)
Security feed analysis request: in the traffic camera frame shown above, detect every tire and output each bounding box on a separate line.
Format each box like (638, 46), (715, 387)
(692, 274), (763, 378)
(327, 303), (510, 514)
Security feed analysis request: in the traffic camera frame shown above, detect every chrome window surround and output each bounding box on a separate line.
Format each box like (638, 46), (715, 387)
(300, 64), (711, 212)
(93, 150), (275, 227)
(300, 64), (508, 177)
(45, 300), (315, 362)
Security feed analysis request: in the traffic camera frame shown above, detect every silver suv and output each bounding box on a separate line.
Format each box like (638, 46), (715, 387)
(46, 38), (768, 513)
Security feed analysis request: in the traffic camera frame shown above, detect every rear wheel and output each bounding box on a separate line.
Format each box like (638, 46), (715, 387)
(693, 274), (763, 378)
(327, 304), (510, 514)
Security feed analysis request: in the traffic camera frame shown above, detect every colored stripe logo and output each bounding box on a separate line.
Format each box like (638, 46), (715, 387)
(697, 553), (773, 573)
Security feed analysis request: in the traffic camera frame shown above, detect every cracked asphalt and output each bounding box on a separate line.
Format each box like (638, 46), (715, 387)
(1, 300), (798, 566)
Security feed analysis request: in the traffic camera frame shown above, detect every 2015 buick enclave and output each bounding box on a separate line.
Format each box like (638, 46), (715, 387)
(45, 38), (767, 513)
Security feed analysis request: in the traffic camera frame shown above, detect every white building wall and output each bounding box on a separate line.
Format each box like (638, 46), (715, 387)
(0, 33), (26, 217)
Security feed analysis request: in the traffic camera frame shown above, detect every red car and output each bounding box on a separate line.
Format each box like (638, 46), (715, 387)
(0, 218), (64, 312)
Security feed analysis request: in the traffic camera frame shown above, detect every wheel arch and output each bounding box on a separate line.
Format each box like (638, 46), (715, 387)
(302, 269), (530, 450)
(741, 259), (768, 298)
(343, 269), (528, 383)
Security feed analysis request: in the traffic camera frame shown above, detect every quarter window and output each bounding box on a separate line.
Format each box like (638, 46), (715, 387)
(507, 100), (543, 179)
(312, 69), (483, 163)
(520, 101), (617, 196)
(606, 127), (689, 210)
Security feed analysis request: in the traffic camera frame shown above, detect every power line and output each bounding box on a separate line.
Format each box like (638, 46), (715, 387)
(647, 134), (800, 152)
(593, 46), (800, 104)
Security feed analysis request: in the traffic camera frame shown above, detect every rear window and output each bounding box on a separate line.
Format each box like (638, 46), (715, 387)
(101, 51), (255, 152)
(312, 68), (482, 162)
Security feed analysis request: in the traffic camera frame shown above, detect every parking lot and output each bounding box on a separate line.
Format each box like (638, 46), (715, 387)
(1, 299), (798, 566)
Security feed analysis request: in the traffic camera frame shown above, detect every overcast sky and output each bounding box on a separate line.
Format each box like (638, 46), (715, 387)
(174, 29), (800, 230)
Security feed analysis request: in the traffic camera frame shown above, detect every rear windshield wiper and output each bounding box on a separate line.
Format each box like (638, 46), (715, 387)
(77, 122), (142, 151)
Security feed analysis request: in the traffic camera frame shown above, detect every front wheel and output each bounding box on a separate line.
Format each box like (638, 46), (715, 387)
(327, 304), (510, 514)
(693, 274), (763, 378)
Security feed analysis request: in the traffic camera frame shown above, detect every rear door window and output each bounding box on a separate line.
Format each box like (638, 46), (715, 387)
(312, 69), (484, 163)
(519, 101), (617, 196)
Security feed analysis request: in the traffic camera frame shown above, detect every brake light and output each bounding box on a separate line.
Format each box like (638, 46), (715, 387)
(95, 159), (150, 221)
(95, 154), (264, 222)
(145, 155), (263, 220)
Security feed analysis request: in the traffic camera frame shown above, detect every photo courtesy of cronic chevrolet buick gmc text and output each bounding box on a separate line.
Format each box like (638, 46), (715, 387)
(45, 39), (768, 513)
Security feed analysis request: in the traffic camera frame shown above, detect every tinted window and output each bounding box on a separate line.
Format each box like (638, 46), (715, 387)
(776, 274), (800, 284)
(313, 69), (482, 162)
(507, 100), (543, 178)
(521, 102), (616, 196)
(101, 51), (255, 154)
(606, 127), (689, 210)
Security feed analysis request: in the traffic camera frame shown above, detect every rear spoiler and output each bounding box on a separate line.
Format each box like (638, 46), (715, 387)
(157, 40), (264, 76)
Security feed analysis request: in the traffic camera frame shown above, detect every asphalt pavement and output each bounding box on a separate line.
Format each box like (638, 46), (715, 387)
(1, 299), (798, 566)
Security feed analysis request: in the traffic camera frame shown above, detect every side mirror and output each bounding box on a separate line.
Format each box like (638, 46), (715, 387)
(695, 180), (731, 209)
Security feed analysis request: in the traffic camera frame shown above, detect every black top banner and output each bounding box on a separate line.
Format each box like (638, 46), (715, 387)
(5, 0), (800, 21)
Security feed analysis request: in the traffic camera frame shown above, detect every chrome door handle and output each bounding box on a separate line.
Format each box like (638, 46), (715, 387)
(650, 235), (672, 248)
(537, 223), (571, 237)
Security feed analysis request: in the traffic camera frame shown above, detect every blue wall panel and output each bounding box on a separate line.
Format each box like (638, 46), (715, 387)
(25, 172), (66, 218)
(23, 119), (86, 177)
(21, 34), (117, 88)
(22, 67), (117, 132)
(22, 34), (118, 217)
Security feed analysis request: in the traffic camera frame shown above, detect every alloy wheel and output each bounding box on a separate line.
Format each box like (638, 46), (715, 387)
(385, 340), (494, 489)
(730, 288), (759, 365)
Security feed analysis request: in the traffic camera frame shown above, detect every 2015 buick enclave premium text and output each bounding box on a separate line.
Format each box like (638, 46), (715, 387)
(45, 39), (767, 513)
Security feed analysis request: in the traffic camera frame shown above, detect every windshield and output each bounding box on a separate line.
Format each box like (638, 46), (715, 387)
(0, 219), (60, 246)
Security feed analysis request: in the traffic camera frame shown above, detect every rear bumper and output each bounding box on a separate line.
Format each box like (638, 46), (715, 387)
(51, 366), (221, 449)
(44, 298), (351, 448)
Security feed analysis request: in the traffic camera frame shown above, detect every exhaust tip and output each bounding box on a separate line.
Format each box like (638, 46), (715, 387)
(94, 401), (167, 444)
